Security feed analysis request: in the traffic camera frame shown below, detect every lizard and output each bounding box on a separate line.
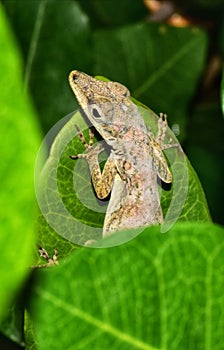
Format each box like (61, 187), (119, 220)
(69, 70), (175, 238)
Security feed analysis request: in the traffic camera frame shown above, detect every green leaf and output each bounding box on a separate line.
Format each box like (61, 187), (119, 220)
(35, 111), (105, 247)
(185, 102), (224, 223)
(34, 100), (210, 248)
(34, 214), (79, 265)
(93, 23), (208, 141)
(24, 311), (37, 350)
(0, 303), (24, 347)
(77, 0), (147, 27)
(2, 0), (91, 132)
(0, 5), (41, 321)
(30, 223), (224, 350)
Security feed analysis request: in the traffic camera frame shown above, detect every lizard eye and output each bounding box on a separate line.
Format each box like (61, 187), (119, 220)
(92, 107), (102, 119)
(89, 104), (105, 122)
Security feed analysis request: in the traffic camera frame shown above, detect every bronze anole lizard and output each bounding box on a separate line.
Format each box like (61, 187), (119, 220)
(69, 70), (175, 238)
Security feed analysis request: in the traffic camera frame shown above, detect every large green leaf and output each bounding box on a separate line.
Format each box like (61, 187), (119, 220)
(185, 102), (224, 223)
(24, 311), (37, 350)
(34, 100), (210, 249)
(77, 0), (147, 27)
(93, 23), (208, 141)
(30, 223), (224, 350)
(0, 5), (41, 320)
(2, 0), (91, 132)
(3, 2), (208, 143)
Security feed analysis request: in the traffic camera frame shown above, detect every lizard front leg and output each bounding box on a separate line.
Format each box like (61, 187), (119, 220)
(70, 126), (118, 199)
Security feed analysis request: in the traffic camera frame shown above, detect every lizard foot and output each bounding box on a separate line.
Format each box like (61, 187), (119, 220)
(70, 125), (104, 160)
(157, 113), (168, 145)
(156, 113), (179, 150)
(31, 245), (59, 269)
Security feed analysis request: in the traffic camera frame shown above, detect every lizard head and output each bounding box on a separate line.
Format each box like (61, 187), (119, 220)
(69, 70), (130, 107)
(69, 70), (134, 145)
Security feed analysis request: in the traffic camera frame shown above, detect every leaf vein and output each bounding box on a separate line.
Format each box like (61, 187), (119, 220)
(24, 0), (46, 89)
(36, 287), (160, 350)
(133, 35), (202, 98)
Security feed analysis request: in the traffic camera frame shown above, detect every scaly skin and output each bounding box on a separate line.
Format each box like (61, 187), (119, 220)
(69, 70), (172, 237)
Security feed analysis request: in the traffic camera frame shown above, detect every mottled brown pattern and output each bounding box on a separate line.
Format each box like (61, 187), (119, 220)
(69, 70), (174, 237)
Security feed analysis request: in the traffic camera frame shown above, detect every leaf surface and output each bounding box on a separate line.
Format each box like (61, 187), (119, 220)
(35, 103), (210, 248)
(0, 5), (41, 320)
(31, 223), (224, 350)
(93, 23), (208, 141)
(3, 0), (91, 132)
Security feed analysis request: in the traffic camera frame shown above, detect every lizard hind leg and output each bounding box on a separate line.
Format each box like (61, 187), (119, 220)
(31, 246), (58, 269)
(146, 113), (168, 147)
(156, 113), (179, 151)
(156, 113), (168, 146)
